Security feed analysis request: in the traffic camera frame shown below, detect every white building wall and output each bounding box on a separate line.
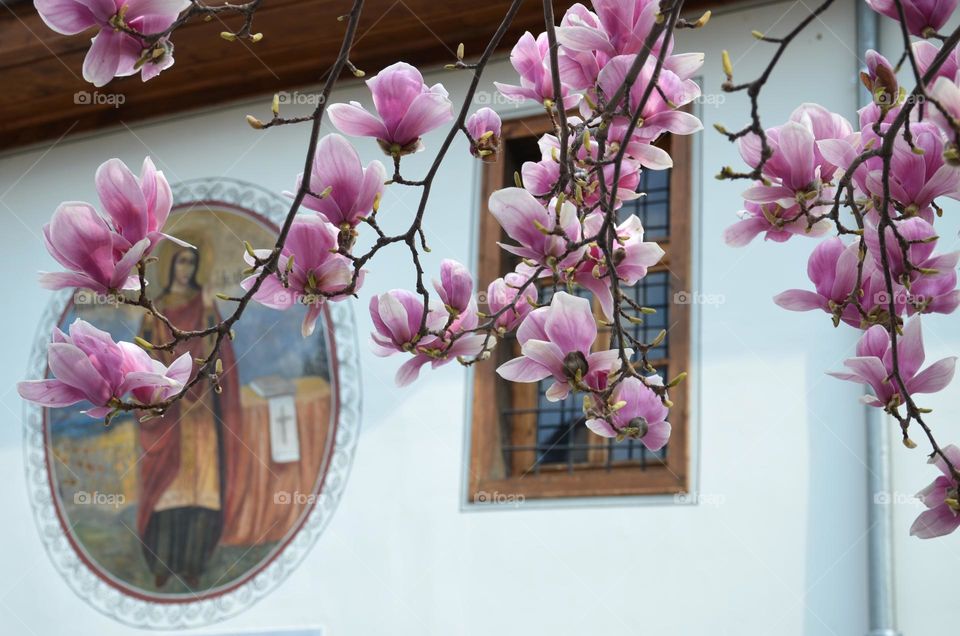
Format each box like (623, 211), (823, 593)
(8, 0), (953, 634)
(877, 11), (960, 636)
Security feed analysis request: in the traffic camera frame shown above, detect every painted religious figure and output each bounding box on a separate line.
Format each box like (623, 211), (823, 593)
(136, 246), (241, 588)
(43, 203), (339, 599)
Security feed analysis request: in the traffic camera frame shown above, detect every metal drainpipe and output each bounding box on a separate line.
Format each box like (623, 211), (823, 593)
(858, 6), (902, 636)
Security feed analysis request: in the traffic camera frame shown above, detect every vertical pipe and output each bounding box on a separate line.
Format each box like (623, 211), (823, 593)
(858, 6), (902, 636)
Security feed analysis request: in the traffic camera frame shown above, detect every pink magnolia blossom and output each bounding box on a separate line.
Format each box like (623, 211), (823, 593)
(488, 187), (584, 268)
(594, 55), (702, 142)
(863, 216), (959, 281)
(370, 289), (446, 356)
(35, 0), (188, 86)
(293, 133), (385, 228)
(95, 157), (177, 249)
(926, 76), (960, 143)
(555, 3), (607, 90)
(40, 203), (149, 293)
(911, 444), (960, 538)
(497, 291), (628, 401)
(521, 124), (643, 205)
(556, 1), (681, 90)
(586, 376), (671, 450)
(724, 199), (832, 246)
(369, 288), (486, 386)
(520, 154), (560, 198)
(788, 104), (854, 180)
(739, 104), (852, 204)
(39, 156), (184, 293)
(558, 0), (660, 58)
(861, 50), (899, 108)
(521, 152), (641, 208)
(17, 319), (189, 418)
(494, 32), (581, 108)
(856, 123), (960, 214)
(828, 318), (957, 408)
(576, 213), (664, 319)
(328, 62), (453, 156)
(740, 123), (820, 204)
(913, 40), (959, 85)
(392, 301), (489, 386)
(607, 119), (677, 170)
(866, 0), (958, 37)
(242, 215), (360, 338)
(433, 259), (474, 315)
(886, 122), (960, 211)
(486, 268), (538, 332)
(465, 107), (502, 161)
(907, 269), (960, 316)
(774, 238), (902, 327)
(117, 338), (193, 405)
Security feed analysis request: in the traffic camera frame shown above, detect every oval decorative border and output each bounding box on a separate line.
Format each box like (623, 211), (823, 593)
(22, 178), (362, 629)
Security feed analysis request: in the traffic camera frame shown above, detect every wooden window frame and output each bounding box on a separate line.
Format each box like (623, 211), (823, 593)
(467, 115), (692, 501)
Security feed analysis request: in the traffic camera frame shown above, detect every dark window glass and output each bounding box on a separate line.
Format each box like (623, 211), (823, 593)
(498, 164), (673, 473)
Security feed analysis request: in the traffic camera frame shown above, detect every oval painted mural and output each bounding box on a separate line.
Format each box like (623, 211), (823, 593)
(23, 179), (361, 628)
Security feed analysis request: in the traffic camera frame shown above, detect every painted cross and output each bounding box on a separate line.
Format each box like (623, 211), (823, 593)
(268, 394), (300, 463)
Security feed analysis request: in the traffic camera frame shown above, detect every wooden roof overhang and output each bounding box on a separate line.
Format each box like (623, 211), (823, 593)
(0, 0), (728, 151)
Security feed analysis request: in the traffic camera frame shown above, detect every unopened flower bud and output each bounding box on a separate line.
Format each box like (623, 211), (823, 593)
(721, 50), (733, 81)
(562, 350), (589, 381)
(627, 416), (649, 437)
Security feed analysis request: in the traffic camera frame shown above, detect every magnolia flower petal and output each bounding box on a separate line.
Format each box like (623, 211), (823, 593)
(327, 102), (389, 139)
(773, 289), (825, 312)
(82, 29), (137, 87)
(17, 379), (87, 407)
(585, 417), (618, 438)
(35, 0), (103, 34)
(377, 291), (413, 344)
(520, 339), (566, 378)
(544, 380), (570, 402)
(38, 270), (105, 292)
(908, 357), (957, 394)
(493, 82), (540, 103)
(312, 133), (363, 217)
(392, 91), (453, 147)
(96, 158), (148, 241)
(301, 303), (324, 338)
(631, 143), (673, 170)
(641, 420), (672, 452)
(496, 355), (552, 382)
(544, 291), (597, 353)
(395, 354), (432, 387)
(47, 342), (110, 405)
(109, 237), (151, 289)
(555, 24), (614, 54)
(898, 317), (925, 378)
(910, 506), (960, 539)
(723, 216), (768, 247)
(166, 352), (194, 386)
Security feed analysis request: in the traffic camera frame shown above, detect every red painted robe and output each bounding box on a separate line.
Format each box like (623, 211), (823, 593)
(135, 290), (243, 536)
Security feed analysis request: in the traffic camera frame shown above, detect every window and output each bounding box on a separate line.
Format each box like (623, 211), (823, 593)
(468, 115), (692, 501)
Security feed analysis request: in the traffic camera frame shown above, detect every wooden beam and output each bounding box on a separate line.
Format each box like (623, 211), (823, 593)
(0, 0), (725, 151)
